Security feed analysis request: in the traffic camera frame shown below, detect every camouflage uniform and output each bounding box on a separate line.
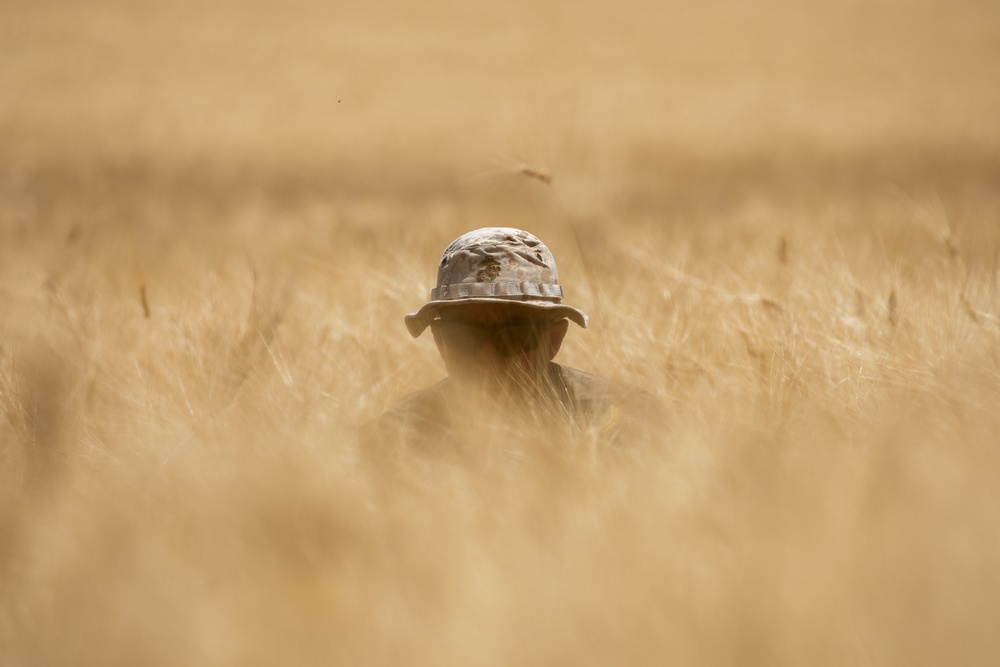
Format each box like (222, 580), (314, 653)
(364, 227), (665, 461)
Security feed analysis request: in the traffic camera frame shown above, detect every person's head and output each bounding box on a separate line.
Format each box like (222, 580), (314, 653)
(430, 302), (570, 394)
(405, 228), (588, 396)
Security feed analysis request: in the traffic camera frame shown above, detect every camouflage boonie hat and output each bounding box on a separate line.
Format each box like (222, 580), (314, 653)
(405, 227), (589, 338)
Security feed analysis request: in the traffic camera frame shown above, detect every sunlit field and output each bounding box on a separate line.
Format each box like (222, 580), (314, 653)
(2, 0), (1000, 664)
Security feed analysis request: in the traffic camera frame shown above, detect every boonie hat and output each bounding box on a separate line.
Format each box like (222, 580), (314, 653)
(405, 227), (589, 338)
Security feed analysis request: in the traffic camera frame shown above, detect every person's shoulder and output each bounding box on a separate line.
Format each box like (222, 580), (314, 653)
(551, 363), (668, 447)
(553, 364), (649, 405)
(381, 379), (451, 420)
(359, 379), (452, 455)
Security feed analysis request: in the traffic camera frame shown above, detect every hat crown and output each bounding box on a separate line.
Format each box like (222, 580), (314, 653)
(435, 228), (560, 301)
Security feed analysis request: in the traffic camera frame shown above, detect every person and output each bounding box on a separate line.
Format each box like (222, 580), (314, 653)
(362, 227), (664, 462)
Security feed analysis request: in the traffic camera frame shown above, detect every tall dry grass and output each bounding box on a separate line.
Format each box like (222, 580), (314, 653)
(2, 0), (1000, 664)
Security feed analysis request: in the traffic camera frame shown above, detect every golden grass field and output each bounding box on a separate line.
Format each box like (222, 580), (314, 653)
(2, 0), (1000, 664)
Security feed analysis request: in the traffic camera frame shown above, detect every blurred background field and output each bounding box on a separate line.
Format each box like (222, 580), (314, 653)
(2, 0), (999, 664)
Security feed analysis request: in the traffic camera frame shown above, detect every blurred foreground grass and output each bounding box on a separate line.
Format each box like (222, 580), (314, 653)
(2, 0), (1000, 664)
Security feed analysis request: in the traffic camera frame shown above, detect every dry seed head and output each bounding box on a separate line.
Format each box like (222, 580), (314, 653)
(139, 284), (151, 319)
(887, 288), (899, 327)
(515, 163), (554, 185)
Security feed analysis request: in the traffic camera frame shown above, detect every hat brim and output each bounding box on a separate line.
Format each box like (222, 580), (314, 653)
(404, 299), (589, 338)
